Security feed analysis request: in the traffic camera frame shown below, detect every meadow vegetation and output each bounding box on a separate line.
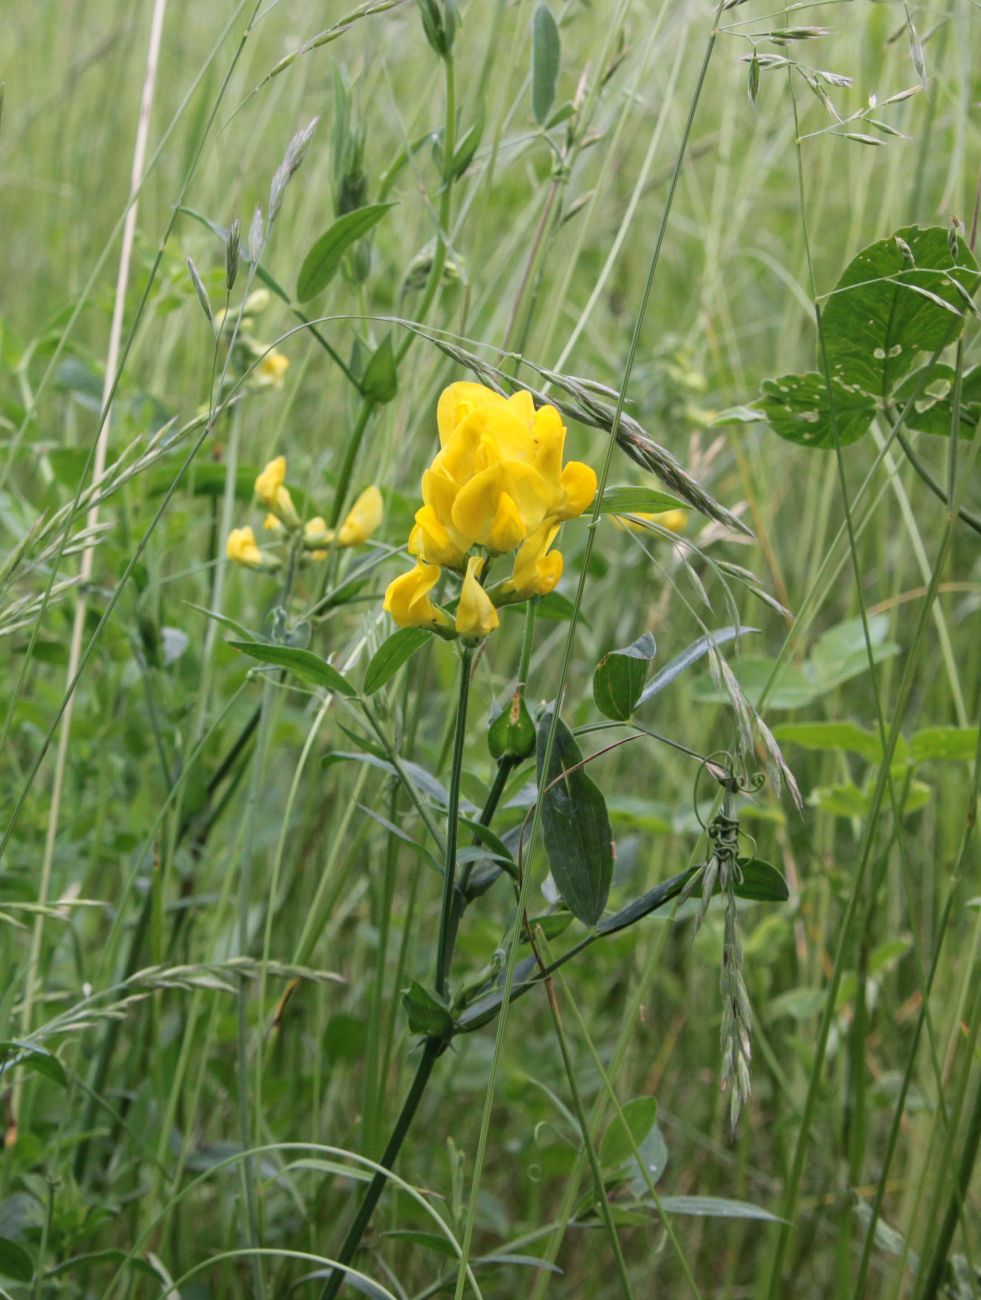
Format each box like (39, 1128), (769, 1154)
(0, 1), (978, 1296)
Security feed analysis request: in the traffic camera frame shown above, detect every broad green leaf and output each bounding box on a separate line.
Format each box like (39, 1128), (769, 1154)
(809, 780), (931, 819)
(593, 632), (656, 721)
(912, 726), (979, 763)
(361, 334), (397, 403)
(600, 1097), (658, 1168)
(693, 656), (819, 710)
(531, 5), (561, 125)
(894, 363), (980, 439)
(363, 628), (430, 695)
(402, 980), (455, 1037)
(770, 987), (827, 1020)
(229, 641), (356, 697)
(821, 225), (980, 398)
(773, 721), (885, 762)
(296, 203), (396, 301)
(322, 751), (478, 813)
(0, 1235), (33, 1282)
(808, 614), (900, 692)
(756, 372), (876, 449)
(735, 858), (789, 902)
(598, 486), (687, 516)
(537, 713), (614, 927)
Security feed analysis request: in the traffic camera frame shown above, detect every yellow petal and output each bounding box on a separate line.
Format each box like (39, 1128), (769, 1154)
(337, 485), (383, 547)
(436, 382), (507, 445)
(508, 522), (563, 596)
(254, 456), (286, 506)
(486, 492), (527, 554)
(304, 516), (332, 546)
(256, 350), (289, 388)
(556, 461), (597, 519)
(226, 526), (263, 569)
(383, 563), (451, 630)
(410, 505), (469, 569)
(263, 513), (284, 532)
(455, 556), (499, 638)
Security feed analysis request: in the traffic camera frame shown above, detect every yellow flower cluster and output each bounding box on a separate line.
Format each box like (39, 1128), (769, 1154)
(226, 456), (383, 571)
(384, 383), (597, 638)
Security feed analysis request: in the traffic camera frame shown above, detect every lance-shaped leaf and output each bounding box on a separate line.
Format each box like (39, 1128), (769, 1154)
(536, 713), (614, 926)
(593, 632), (656, 720)
(296, 202), (396, 301)
(364, 627), (431, 695)
(821, 224), (979, 399)
(229, 641), (356, 697)
(756, 372), (877, 449)
(531, 5), (560, 124)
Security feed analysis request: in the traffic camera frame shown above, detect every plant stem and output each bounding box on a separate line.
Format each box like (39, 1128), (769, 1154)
(435, 645), (474, 1000)
(320, 1037), (443, 1300)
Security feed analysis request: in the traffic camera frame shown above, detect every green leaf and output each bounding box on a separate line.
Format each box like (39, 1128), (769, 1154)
(401, 980), (455, 1038)
(488, 692), (536, 760)
(773, 721), (885, 762)
(363, 628), (430, 695)
(734, 858), (789, 902)
(637, 626), (757, 706)
(0, 1235), (34, 1282)
(808, 614), (900, 692)
(228, 641), (356, 697)
(821, 225), (980, 398)
(381, 1230), (457, 1259)
(537, 713), (614, 926)
(911, 726), (979, 763)
(0, 1040), (67, 1089)
(756, 372), (876, 449)
(894, 363), (980, 439)
(531, 5), (561, 125)
(598, 486), (687, 516)
(657, 1195), (782, 1222)
(361, 334), (397, 403)
(810, 780), (931, 819)
(694, 656), (819, 710)
(296, 203), (396, 302)
(593, 632), (656, 721)
(600, 1097), (658, 1168)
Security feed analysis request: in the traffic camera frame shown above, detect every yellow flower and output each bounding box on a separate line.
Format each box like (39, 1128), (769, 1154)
(254, 456), (300, 528)
(455, 556), (499, 638)
(226, 526), (271, 570)
(304, 516), (330, 547)
(620, 508), (688, 534)
(384, 562), (452, 630)
(504, 522), (563, 598)
(337, 485), (383, 547)
(408, 505), (469, 570)
(263, 513), (284, 533)
(255, 349), (290, 388)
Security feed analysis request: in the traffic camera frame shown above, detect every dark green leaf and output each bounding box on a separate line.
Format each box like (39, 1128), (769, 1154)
(322, 751), (477, 813)
(361, 335), (397, 403)
(229, 641), (356, 697)
(531, 5), (561, 125)
(402, 980), (455, 1037)
(821, 225), (980, 398)
(364, 628), (430, 695)
(598, 486), (687, 516)
(600, 1097), (658, 1168)
(756, 372), (876, 449)
(0, 1235), (34, 1282)
(381, 1230), (456, 1259)
(734, 858), (789, 902)
(894, 363), (980, 439)
(593, 632), (656, 721)
(296, 203), (396, 302)
(537, 713), (614, 926)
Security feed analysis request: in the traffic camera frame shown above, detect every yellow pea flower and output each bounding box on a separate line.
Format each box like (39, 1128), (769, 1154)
(226, 526), (276, 570)
(408, 505), (469, 570)
(384, 562), (452, 631)
(504, 522), (563, 598)
(254, 455), (300, 528)
(303, 515), (330, 547)
(337, 485), (383, 547)
(619, 508), (688, 534)
(436, 382), (509, 446)
(263, 513), (284, 533)
(255, 349), (290, 388)
(450, 461), (549, 552)
(455, 556), (499, 638)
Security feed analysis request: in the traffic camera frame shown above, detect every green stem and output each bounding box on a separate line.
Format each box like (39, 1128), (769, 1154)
(319, 1037), (443, 1300)
(434, 645), (473, 999)
(329, 401), (377, 530)
(892, 424), (981, 536)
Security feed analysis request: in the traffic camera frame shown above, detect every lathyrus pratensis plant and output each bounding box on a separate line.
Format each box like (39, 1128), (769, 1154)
(225, 372), (792, 1296)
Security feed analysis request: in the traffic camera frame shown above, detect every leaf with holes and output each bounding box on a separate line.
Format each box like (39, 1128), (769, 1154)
(756, 373), (877, 449)
(821, 225), (979, 399)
